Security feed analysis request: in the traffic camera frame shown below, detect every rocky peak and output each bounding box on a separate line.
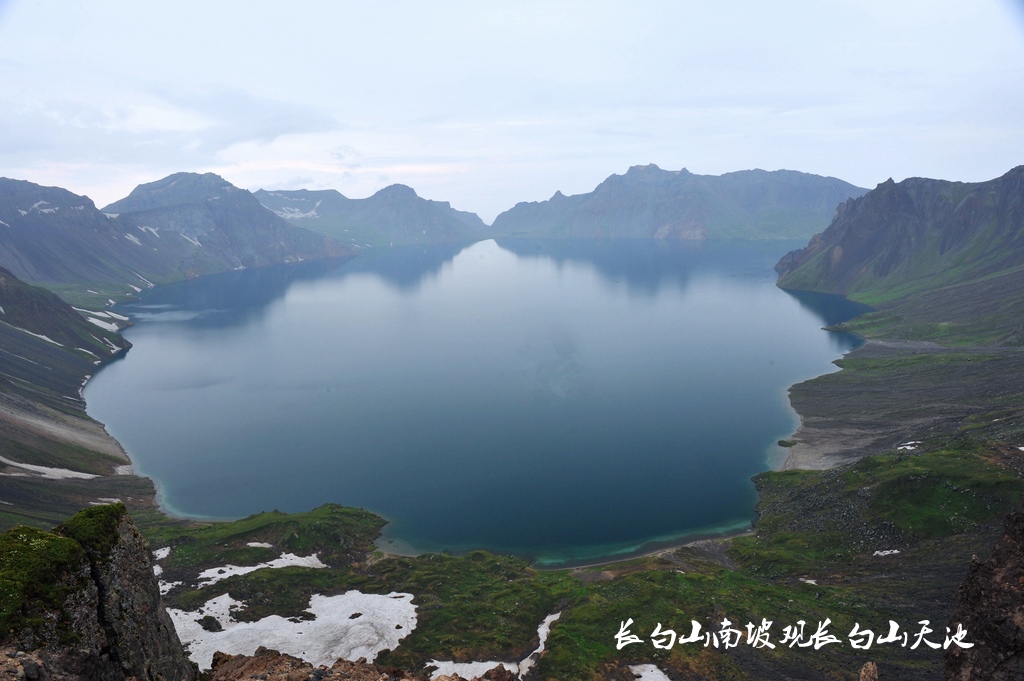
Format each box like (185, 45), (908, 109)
(944, 511), (1024, 680)
(373, 184), (419, 201)
(103, 172), (240, 213)
(0, 504), (196, 680)
(0, 178), (99, 214)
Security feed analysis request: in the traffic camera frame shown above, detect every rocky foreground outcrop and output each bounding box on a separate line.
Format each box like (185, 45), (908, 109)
(944, 511), (1024, 680)
(207, 646), (520, 681)
(0, 504), (195, 680)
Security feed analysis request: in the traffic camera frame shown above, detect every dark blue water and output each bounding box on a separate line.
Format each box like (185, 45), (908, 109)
(84, 239), (867, 566)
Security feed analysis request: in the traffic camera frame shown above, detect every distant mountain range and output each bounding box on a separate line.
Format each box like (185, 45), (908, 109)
(490, 165), (868, 240)
(0, 173), (349, 305)
(0, 166), (871, 308)
(776, 166), (1024, 345)
(255, 185), (488, 248)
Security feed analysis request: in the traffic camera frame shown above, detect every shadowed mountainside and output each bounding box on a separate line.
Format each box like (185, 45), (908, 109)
(776, 166), (1024, 346)
(491, 165), (867, 240)
(255, 184), (488, 248)
(0, 174), (351, 307)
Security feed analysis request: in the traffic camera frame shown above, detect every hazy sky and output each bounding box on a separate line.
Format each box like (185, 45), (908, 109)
(1, 1), (1022, 222)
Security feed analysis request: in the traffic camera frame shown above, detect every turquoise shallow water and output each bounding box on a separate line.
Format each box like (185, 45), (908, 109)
(85, 239), (866, 566)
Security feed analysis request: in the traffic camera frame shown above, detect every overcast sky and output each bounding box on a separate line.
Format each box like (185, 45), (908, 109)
(1, 1), (1022, 222)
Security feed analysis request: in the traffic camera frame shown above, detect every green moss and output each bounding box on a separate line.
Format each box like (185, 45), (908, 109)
(851, 448), (1023, 538)
(730, 440), (1024, 577)
(142, 503), (385, 570)
(0, 525), (88, 638)
(56, 503), (128, 562)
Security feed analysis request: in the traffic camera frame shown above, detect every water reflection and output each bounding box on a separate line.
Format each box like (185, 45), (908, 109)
(118, 240), (863, 336)
(88, 240), (870, 565)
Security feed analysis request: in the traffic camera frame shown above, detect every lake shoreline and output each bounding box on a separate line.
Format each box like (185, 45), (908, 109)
(778, 336), (985, 471)
(86, 240), (855, 562)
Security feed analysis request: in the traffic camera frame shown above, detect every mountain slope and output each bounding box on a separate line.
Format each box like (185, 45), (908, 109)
(105, 172), (351, 275)
(0, 178), (184, 297)
(490, 165), (867, 240)
(0, 174), (351, 306)
(775, 166), (1024, 344)
(0, 266), (128, 412)
(255, 185), (488, 247)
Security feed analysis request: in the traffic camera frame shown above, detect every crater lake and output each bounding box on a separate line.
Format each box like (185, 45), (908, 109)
(84, 239), (867, 566)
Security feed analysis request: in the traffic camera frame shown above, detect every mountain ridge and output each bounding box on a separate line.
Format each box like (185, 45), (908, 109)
(491, 165), (868, 240)
(0, 173), (352, 305)
(255, 184), (488, 247)
(775, 166), (1024, 345)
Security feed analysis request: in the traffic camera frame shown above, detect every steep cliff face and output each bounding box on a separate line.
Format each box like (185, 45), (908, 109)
(944, 511), (1024, 680)
(775, 166), (1024, 303)
(0, 504), (195, 680)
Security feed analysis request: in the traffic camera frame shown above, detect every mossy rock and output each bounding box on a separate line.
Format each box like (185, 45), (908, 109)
(56, 502), (128, 562)
(0, 525), (89, 638)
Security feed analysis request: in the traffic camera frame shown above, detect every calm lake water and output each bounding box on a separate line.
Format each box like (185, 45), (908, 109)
(85, 239), (866, 566)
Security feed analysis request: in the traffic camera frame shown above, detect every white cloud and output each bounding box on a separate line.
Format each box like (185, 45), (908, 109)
(0, 0), (1021, 217)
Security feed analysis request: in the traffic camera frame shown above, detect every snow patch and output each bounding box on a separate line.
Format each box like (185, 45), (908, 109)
(75, 347), (100, 359)
(114, 464), (134, 475)
(272, 199), (322, 220)
(168, 590), (416, 670)
(87, 317), (119, 332)
(160, 580), (183, 595)
(197, 552), (328, 587)
(153, 547), (172, 561)
(0, 455), (98, 480)
(17, 209), (27, 216)
(137, 225), (160, 238)
(130, 271), (154, 287)
(14, 327), (63, 346)
(246, 542), (273, 548)
(429, 612), (561, 679)
(873, 549), (901, 557)
(153, 565), (163, 577)
(179, 233), (202, 247)
(2, 351), (40, 365)
(104, 213), (119, 218)
(630, 664), (673, 681)
(124, 233), (142, 246)
(897, 441), (922, 451)
(0, 220), (9, 228)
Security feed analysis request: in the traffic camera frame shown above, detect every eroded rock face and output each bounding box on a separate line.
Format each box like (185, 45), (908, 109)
(944, 511), (1024, 680)
(209, 646), (420, 680)
(0, 504), (196, 680)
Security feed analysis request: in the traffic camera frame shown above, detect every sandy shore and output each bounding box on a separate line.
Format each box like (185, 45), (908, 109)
(779, 338), (957, 471)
